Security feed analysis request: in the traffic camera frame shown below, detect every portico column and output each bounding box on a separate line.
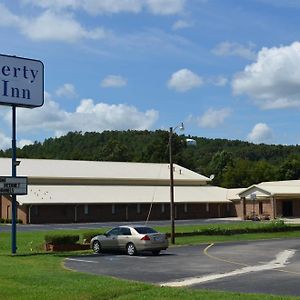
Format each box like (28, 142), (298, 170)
(271, 196), (277, 219)
(242, 197), (246, 220)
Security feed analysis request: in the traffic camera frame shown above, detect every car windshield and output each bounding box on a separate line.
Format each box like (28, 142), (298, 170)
(134, 227), (157, 234)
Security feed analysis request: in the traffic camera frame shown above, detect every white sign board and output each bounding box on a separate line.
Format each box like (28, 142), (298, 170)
(0, 54), (44, 107)
(0, 177), (28, 195)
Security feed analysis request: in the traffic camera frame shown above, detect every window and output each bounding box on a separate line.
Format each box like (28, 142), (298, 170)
(184, 203), (188, 213)
(107, 227), (121, 236)
(161, 204), (165, 213)
(137, 204), (141, 214)
(112, 204), (116, 215)
(120, 227), (131, 235)
(206, 203), (209, 212)
(84, 204), (89, 215)
(134, 227), (157, 234)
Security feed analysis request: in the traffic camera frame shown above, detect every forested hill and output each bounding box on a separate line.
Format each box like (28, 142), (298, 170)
(1, 130), (300, 188)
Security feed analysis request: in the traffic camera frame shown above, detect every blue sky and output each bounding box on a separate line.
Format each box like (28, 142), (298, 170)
(1, 0), (300, 150)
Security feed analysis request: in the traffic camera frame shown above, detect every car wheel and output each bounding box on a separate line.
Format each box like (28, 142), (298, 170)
(92, 240), (102, 254)
(152, 250), (160, 256)
(126, 242), (137, 256)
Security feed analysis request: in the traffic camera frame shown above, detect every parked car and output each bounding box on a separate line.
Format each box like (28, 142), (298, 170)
(91, 225), (169, 256)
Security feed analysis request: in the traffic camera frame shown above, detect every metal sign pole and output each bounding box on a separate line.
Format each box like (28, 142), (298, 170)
(11, 105), (17, 254)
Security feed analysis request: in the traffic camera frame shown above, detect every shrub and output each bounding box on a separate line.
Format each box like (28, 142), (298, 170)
(44, 234), (80, 245)
(0, 218), (23, 224)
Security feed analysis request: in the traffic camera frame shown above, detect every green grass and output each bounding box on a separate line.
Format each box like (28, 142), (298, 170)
(1, 224), (300, 299)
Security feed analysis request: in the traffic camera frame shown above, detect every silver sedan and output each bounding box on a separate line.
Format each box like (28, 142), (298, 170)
(91, 225), (169, 256)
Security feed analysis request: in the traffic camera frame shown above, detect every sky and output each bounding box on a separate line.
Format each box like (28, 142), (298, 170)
(1, 0), (300, 150)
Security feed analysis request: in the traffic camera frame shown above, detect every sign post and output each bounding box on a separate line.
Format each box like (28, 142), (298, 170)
(0, 54), (44, 254)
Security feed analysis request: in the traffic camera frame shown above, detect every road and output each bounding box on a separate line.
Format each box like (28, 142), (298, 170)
(65, 238), (300, 297)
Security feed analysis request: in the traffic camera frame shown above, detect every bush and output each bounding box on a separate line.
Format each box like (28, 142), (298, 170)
(197, 227), (233, 236)
(0, 218), (23, 224)
(44, 234), (80, 245)
(185, 220), (297, 237)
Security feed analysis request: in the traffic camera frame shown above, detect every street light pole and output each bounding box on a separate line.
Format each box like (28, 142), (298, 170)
(169, 123), (184, 245)
(169, 126), (175, 244)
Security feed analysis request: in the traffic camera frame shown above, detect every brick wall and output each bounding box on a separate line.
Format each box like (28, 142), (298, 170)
(27, 202), (236, 224)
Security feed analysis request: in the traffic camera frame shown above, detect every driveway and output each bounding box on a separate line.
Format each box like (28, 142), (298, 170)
(65, 238), (300, 296)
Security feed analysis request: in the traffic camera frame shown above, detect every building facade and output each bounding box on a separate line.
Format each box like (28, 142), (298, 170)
(0, 158), (235, 224)
(232, 181), (300, 219)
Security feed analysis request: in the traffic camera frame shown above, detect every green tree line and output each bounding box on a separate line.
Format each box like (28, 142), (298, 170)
(1, 130), (300, 188)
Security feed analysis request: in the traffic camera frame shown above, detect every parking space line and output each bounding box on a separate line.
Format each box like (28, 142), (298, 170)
(66, 258), (99, 264)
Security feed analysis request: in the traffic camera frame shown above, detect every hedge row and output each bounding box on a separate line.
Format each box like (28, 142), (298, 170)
(169, 221), (300, 237)
(0, 218), (23, 224)
(45, 234), (80, 245)
(44, 232), (104, 245)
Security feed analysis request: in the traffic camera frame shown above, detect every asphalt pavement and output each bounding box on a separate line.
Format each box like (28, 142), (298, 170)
(65, 238), (300, 297)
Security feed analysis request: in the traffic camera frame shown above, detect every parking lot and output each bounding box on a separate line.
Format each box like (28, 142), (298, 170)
(65, 238), (300, 296)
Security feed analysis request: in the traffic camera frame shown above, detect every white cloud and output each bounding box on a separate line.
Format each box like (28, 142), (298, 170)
(0, 131), (11, 150)
(18, 139), (34, 148)
(101, 75), (127, 88)
(22, 0), (185, 15)
(146, 0), (185, 15)
(167, 69), (203, 92)
(232, 42), (300, 109)
(80, 0), (142, 15)
(247, 123), (273, 144)
(7, 94), (158, 136)
(212, 41), (256, 60)
(21, 10), (107, 42)
(56, 83), (77, 98)
(197, 108), (232, 128)
(0, 4), (109, 43)
(172, 20), (193, 30)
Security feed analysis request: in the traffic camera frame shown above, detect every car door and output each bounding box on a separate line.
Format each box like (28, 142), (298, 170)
(117, 227), (132, 250)
(102, 227), (121, 250)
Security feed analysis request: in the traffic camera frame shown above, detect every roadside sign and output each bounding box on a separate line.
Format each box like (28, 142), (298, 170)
(0, 54), (44, 107)
(0, 176), (28, 195)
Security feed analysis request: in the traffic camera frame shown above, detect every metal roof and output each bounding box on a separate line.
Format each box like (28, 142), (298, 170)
(18, 185), (231, 205)
(0, 158), (210, 183)
(239, 180), (300, 198)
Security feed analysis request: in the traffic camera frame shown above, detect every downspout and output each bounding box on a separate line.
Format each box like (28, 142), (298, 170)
(272, 196), (277, 219)
(28, 205), (33, 224)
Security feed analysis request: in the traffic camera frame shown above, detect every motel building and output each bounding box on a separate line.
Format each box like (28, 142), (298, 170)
(1, 158), (300, 224)
(0, 158), (235, 224)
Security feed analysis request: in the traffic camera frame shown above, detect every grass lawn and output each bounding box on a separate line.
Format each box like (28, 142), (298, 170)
(1, 224), (300, 300)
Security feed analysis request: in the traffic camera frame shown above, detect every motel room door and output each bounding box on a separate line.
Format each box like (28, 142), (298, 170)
(282, 201), (293, 217)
